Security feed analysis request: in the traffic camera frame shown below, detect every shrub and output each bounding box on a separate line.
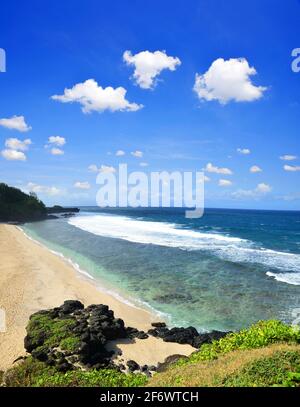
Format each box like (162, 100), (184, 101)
(26, 313), (78, 350)
(180, 320), (300, 365)
(223, 350), (300, 387)
(3, 358), (147, 387)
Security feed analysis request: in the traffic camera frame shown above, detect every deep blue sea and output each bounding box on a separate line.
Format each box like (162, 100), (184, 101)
(23, 207), (300, 332)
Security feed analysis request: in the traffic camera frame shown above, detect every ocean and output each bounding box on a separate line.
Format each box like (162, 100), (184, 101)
(22, 207), (300, 332)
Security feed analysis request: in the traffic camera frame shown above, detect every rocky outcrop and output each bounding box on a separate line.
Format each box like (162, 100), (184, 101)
(148, 324), (229, 348)
(46, 206), (80, 214)
(24, 300), (230, 375)
(24, 301), (128, 372)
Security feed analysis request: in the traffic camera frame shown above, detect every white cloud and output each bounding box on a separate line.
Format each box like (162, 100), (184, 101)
(88, 164), (116, 173)
(237, 148), (251, 155)
(88, 164), (99, 173)
(99, 165), (116, 173)
(250, 165), (262, 173)
(280, 155), (297, 161)
(139, 162), (148, 167)
(48, 136), (66, 146)
(51, 79), (143, 113)
(204, 162), (233, 175)
(0, 115), (32, 132)
(232, 182), (272, 199)
(284, 164), (300, 172)
(26, 182), (61, 196)
(50, 147), (64, 155)
(74, 181), (91, 190)
(5, 138), (31, 151)
(193, 58), (267, 104)
(116, 150), (125, 156)
(1, 149), (26, 161)
(123, 50), (181, 89)
(256, 183), (272, 193)
(218, 179), (232, 187)
(131, 150), (143, 158)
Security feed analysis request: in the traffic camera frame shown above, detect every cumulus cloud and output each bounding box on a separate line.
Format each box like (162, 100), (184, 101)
(116, 150), (125, 156)
(5, 138), (31, 151)
(256, 183), (272, 193)
(280, 155), (297, 161)
(51, 79), (142, 113)
(193, 58), (267, 104)
(88, 164), (99, 173)
(45, 136), (66, 155)
(99, 165), (116, 173)
(26, 182), (61, 196)
(74, 181), (91, 190)
(123, 50), (181, 89)
(1, 149), (26, 161)
(50, 147), (64, 155)
(0, 115), (32, 132)
(204, 162), (233, 175)
(232, 182), (272, 199)
(218, 179), (232, 187)
(131, 150), (143, 158)
(237, 148), (251, 155)
(88, 164), (116, 173)
(250, 165), (262, 173)
(284, 164), (300, 172)
(139, 162), (148, 167)
(48, 136), (66, 146)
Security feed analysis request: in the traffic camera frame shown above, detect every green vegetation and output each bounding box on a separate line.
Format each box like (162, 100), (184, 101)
(0, 183), (46, 222)
(148, 344), (300, 387)
(223, 349), (300, 387)
(179, 320), (300, 365)
(3, 319), (300, 387)
(27, 313), (79, 351)
(3, 357), (147, 387)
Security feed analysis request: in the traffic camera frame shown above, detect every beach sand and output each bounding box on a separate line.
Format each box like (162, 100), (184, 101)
(0, 224), (194, 371)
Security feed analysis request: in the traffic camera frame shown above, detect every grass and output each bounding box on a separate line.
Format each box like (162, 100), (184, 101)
(3, 357), (147, 387)
(179, 320), (300, 365)
(26, 313), (79, 351)
(148, 344), (300, 387)
(4, 319), (300, 387)
(223, 348), (300, 387)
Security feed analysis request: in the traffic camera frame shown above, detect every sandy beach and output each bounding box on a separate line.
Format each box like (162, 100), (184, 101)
(0, 224), (193, 371)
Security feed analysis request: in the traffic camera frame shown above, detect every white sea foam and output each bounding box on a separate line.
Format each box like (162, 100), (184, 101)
(266, 272), (300, 286)
(69, 213), (300, 279)
(17, 226), (170, 319)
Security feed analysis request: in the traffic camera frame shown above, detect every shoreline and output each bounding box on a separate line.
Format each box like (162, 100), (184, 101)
(0, 224), (194, 371)
(18, 225), (168, 318)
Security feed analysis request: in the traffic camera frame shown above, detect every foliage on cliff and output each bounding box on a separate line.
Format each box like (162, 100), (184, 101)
(0, 183), (46, 222)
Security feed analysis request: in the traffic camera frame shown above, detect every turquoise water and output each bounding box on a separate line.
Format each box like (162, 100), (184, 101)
(23, 207), (300, 332)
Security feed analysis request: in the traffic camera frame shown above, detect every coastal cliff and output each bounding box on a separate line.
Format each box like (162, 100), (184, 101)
(0, 183), (79, 223)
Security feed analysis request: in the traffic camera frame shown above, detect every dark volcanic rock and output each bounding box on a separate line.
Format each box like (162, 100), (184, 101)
(61, 300), (84, 314)
(151, 322), (167, 328)
(127, 360), (140, 372)
(192, 330), (229, 348)
(135, 331), (149, 340)
(147, 324), (228, 348)
(24, 299), (229, 375)
(157, 354), (188, 373)
(24, 300), (129, 372)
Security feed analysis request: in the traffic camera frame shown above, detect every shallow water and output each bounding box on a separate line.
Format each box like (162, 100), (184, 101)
(23, 207), (300, 332)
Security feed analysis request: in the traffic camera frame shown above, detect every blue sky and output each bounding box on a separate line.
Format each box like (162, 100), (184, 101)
(0, 0), (299, 209)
